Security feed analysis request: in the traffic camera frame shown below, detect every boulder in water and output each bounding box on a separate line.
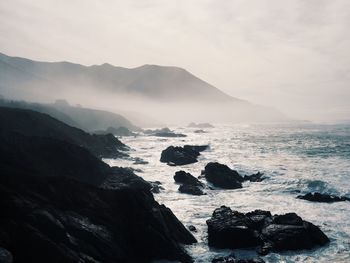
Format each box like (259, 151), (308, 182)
(160, 146), (201, 166)
(204, 162), (243, 189)
(206, 206), (329, 255)
(174, 171), (204, 187)
(244, 172), (265, 182)
(179, 184), (205, 196)
(297, 192), (350, 203)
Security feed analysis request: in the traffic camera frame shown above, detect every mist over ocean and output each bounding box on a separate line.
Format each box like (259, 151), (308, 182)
(108, 123), (350, 262)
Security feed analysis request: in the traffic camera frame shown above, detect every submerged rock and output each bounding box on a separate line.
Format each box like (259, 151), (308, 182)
(244, 172), (265, 182)
(204, 162), (244, 189)
(206, 206), (329, 255)
(188, 225), (197, 232)
(297, 192), (350, 203)
(212, 252), (265, 263)
(160, 146), (200, 165)
(179, 184), (205, 196)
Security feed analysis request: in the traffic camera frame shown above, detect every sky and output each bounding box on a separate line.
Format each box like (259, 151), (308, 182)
(0, 0), (349, 122)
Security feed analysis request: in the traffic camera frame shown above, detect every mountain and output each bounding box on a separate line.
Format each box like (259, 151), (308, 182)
(0, 52), (287, 123)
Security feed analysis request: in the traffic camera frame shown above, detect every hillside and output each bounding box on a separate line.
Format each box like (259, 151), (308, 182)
(0, 52), (287, 123)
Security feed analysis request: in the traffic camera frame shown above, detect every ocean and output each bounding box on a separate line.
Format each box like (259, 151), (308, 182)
(106, 123), (350, 262)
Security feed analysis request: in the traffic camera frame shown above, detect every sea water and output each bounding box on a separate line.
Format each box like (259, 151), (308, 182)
(106, 123), (350, 262)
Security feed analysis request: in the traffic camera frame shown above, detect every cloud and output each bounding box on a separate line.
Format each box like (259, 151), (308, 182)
(0, 0), (349, 121)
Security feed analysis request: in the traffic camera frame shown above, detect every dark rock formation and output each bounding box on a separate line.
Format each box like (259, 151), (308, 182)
(95, 126), (137, 137)
(133, 157), (149, 165)
(244, 172), (265, 182)
(149, 181), (164, 193)
(179, 184), (205, 196)
(0, 173), (196, 263)
(212, 253), (265, 263)
(204, 162), (244, 189)
(0, 107), (127, 158)
(188, 122), (215, 128)
(174, 171), (204, 187)
(144, 127), (172, 134)
(153, 132), (187, 137)
(297, 192), (350, 203)
(160, 146), (201, 165)
(188, 225), (197, 232)
(0, 124), (196, 262)
(184, 145), (209, 152)
(174, 171), (205, 195)
(206, 206), (329, 255)
(0, 247), (13, 263)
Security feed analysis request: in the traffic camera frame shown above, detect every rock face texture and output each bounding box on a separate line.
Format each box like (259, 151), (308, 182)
(204, 162), (244, 189)
(206, 206), (329, 255)
(174, 171), (205, 196)
(297, 192), (350, 203)
(0, 174), (196, 263)
(0, 107), (127, 159)
(0, 108), (197, 262)
(160, 145), (208, 166)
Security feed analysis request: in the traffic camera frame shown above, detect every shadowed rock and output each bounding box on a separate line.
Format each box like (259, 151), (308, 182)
(204, 162), (244, 189)
(207, 206), (329, 255)
(297, 192), (350, 203)
(0, 107), (127, 159)
(160, 146), (200, 165)
(174, 171), (205, 195)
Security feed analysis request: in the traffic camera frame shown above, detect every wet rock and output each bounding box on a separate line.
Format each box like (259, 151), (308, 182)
(174, 171), (204, 187)
(160, 146), (201, 166)
(188, 225), (197, 232)
(207, 206), (329, 255)
(179, 184), (205, 196)
(204, 162), (243, 189)
(149, 181), (164, 193)
(297, 192), (350, 203)
(184, 145), (209, 152)
(133, 157), (149, 165)
(244, 172), (265, 182)
(174, 171), (205, 196)
(212, 253), (265, 263)
(0, 247), (13, 263)
(0, 173), (196, 263)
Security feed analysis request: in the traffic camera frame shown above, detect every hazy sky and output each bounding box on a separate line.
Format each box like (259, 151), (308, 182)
(1, 0), (349, 121)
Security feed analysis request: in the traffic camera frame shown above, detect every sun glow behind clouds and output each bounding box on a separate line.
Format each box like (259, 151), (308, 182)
(0, 0), (350, 121)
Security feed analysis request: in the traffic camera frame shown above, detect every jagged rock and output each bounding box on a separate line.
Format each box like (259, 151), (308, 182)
(297, 192), (350, 203)
(160, 146), (200, 166)
(206, 206), (329, 255)
(95, 126), (137, 137)
(188, 225), (197, 232)
(0, 174), (196, 263)
(0, 247), (13, 263)
(212, 252), (265, 263)
(204, 162), (243, 189)
(179, 184), (205, 196)
(174, 171), (205, 196)
(149, 181), (164, 193)
(0, 107), (127, 159)
(174, 171), (204, 187)
(244, 172), (265, 182)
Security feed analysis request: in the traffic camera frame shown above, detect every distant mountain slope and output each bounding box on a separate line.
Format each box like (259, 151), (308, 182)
(0, 52), (287, 123)
(0, 53), (238, 102)
(0, 98), (139, 131)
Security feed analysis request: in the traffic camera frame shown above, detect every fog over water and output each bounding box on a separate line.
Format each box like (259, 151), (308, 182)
(1, 0), (350, 122)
